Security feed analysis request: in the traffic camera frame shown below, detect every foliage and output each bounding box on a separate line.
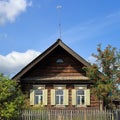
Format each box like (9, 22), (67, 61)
(0, 74), (24, 119)
(84, 44), (120, 108)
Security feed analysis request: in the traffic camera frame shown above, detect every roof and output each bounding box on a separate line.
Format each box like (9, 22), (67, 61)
(12, 39), (90, 80)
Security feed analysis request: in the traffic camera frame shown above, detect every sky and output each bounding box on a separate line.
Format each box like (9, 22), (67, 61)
(0, 0), (120, 77)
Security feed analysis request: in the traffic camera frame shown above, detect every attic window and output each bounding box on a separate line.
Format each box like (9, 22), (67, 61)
(56, 58), (64, 63)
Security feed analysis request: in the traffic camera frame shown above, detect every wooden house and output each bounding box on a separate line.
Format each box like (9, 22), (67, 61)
(13, 39), (99, 109)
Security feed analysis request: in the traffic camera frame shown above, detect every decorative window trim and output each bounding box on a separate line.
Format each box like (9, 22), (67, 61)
(33, 85), (45, 90)
(54, 85), (66, 89)
(74, 85), (87, 90)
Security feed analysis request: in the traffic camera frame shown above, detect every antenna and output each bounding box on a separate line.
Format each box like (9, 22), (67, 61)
(56, 5), (62, 39)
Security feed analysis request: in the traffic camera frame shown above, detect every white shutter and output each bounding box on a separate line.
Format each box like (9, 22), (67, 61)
(63, 89), (68, 105)
(30, 89), (34, 105)
(72, 89), (76, 105)
(43, 89), (48, 105)
(51, 89), (55, 105)
(85, 89), (90, 105)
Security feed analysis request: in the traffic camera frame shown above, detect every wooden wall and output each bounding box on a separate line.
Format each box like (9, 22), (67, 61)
(22, 46), (85, 78)
(21, 83), (99, 109)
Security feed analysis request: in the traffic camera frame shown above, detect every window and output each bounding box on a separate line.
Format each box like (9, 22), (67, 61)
(30, 85), (48, 106)
(34, 89), (43, 105)
(56, 58), (64, 63)
(51, 85), (68, 106)
(72, 86), (90, 106)
(55, 89), (64, 105)
(76, 89), (85, 105)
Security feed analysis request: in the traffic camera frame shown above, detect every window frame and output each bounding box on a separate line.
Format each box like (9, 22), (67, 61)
(55, 89), (64, 105)
(34, 89), (43, 105)
(74, 85), (87, 107)
(54, 85), (66, 106)
(33, 85), (45, 105)
(76, 89), (85, 106)
(56, 58), (64, 63)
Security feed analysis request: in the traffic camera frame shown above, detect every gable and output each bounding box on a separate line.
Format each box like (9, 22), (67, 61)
(13, 39), (90, 82)
(21, 46), (87, 80)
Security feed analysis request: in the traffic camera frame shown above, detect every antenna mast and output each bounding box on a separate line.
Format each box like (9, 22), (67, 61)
(56, 5), (62, 39)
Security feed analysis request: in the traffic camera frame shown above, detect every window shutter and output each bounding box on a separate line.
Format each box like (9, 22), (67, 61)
(51, 89), (55, 105)
(64, 89), (68, 105)
(72, 89), (76, 105)
(30, 89), (34, 105)
(43, 89), (48, 105)
(85, 89), (90, 105)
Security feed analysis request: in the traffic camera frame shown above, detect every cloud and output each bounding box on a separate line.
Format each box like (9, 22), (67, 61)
(62, 11), (120, 43)
(88, 55), (97, 64)
(0, 0), (32, 25)
(0, 50), (40, 77)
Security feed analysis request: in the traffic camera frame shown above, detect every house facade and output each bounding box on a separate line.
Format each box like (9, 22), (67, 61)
(13, 39), (99, 109)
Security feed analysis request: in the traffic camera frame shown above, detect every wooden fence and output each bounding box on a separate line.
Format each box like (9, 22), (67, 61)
(17, 109), (114, 120)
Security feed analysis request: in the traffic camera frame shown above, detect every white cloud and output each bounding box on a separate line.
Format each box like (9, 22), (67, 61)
(62, 11), (120, 43)
(0, 0), (32, 25)
(0, 50), (40, 77)
(88, 55), (97, 64)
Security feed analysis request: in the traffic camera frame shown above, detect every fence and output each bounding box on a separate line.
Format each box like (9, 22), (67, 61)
(114, 109), (120, 120)
(18, 109), (114, 120)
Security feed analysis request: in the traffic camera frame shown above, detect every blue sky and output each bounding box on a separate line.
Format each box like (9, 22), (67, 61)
(0, 0), (120, 76)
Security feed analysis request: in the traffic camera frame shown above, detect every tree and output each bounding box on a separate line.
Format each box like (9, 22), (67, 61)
(0, 74), (24, 119)
(84, 44), (120, 109)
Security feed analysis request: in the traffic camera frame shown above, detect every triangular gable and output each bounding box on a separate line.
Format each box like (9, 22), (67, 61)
(12, 39), (90, 80)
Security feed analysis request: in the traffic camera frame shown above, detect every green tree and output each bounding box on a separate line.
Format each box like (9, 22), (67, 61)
(0, 74), (24, 119)
(84, 44), (120, 109)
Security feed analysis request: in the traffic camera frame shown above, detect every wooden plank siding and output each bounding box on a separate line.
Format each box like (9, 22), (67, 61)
(22, 47), (86, 79)
(21, 83), (99, 109)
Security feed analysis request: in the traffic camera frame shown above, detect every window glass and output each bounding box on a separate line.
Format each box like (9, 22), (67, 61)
(56, 59), (64, 63)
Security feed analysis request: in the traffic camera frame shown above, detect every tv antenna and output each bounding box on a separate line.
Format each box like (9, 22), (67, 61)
(56, 5), (62, 39)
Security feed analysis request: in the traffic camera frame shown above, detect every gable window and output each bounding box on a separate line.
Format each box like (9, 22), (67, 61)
(56, 58), (64, 63)
(35, 89), (43, 105)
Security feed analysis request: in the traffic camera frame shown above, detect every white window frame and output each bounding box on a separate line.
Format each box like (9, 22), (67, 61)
(74, 85), (87, 107)
(55, 89), (64, 105)
(76, 89), (85, 106)
(34, 89), (43, 105)
(54, 85), (66, 106)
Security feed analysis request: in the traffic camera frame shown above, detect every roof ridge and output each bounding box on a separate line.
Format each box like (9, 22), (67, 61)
(56, 38), (62, 43)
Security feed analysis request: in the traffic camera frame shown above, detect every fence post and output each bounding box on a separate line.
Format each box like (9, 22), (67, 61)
(84, 110), (86, 120)
(112, 112), (114, 120)
(71, 110), (72, 120)
(113, 110), (118, 120)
